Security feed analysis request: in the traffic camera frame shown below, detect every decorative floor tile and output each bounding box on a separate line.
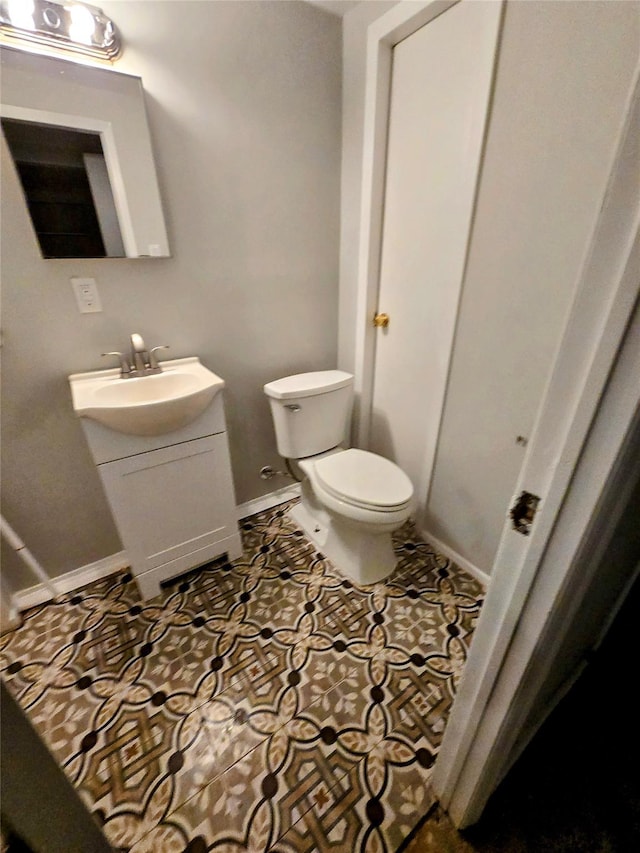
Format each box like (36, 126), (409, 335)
(171, 690), (266, 794)
(1, 499), (485, 852)
(16, 678), (100, 767)
(385, 667), (451, 751)
(172, 557), (245, 610)
(275, 751), (436, 853)
(72, 610), (148, 677)
(161, 740), (282, 849)
(274, 761), (366, 853)
(350, 751), (438, 853)
(1, 608), (83, 664)
(277, 739), (360, 838)
(240, 500), (315, 561)
(313, 582), (377, 639)
(293, 656), (369, 719)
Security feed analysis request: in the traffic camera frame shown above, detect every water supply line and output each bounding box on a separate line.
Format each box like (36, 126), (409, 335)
(260, 459), (302, 483)
(0, 515), (59, 602)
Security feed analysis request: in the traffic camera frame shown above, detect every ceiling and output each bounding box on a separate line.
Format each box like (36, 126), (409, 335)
(305, 1), (361, 17)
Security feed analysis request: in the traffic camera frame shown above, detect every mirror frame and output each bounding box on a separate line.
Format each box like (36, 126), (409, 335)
(0, 46), (170, 259)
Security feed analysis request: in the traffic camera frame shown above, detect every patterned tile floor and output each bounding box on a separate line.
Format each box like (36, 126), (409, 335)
(1, 500), (484, 852)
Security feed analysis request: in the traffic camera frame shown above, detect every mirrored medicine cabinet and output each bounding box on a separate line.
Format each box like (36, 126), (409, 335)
(0, 46), (170, 259)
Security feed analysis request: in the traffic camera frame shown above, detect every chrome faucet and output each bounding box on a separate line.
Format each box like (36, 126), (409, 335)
(130, 333), (147, 374)
(101, 334), (170, 377)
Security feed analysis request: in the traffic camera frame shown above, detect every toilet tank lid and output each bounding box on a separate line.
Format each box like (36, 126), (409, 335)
(264, 370), (353, 400)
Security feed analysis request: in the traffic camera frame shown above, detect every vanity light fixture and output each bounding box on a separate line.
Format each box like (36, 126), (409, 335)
(0, 0), (120, 60)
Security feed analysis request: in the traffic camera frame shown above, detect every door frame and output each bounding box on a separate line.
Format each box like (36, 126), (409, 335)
(357, 0), (503, 521)
(354, 0), (640, 828)
(353, 0), (464, 446)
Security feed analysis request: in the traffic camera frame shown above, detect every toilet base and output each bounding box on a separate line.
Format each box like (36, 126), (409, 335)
(289, 493), (398, 586)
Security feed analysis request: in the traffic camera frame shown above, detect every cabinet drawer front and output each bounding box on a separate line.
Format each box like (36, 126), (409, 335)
(98, 433), (238, 572)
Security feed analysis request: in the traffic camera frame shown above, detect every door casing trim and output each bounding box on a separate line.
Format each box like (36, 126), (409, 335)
(352, 0), (460, 446)
(355, 0), (503, 520)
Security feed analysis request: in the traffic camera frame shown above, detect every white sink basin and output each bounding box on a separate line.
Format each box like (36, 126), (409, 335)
(69, 357), (225, 436)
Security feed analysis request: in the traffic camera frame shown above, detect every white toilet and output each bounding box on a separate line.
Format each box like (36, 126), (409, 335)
(264, 370), (414, 585)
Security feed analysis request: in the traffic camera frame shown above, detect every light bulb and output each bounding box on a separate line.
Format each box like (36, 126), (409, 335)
(68, 2), (95, 45)
(7, 0), (35, 29)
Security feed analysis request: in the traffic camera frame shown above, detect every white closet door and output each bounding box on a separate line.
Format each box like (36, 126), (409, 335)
(370, 0), (500, 517)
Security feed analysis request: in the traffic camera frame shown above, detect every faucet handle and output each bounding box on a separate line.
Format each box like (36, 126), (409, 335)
(148, 345), (170, 370)
(101, 351), (131, 375)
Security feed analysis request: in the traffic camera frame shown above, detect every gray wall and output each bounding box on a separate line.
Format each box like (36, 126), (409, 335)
(424, 0), (639, 573)
(1, 681), (113, 852)
(1, 1), (341, 589)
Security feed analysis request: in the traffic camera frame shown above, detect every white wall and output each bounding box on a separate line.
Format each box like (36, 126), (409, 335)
(425, 0), (639, 574)
(1, 1), (341, 589)
(340, 0), (639, 576)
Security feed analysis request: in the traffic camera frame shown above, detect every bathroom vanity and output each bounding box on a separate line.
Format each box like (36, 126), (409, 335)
(70, 358), (242, 600)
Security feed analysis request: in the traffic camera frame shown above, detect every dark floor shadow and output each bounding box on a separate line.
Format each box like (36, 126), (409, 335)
(460, 574), (640, 852)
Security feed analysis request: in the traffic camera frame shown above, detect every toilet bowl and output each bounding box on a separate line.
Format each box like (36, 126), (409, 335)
(295, 448), (413, 584)
(264, 371), (414, 585)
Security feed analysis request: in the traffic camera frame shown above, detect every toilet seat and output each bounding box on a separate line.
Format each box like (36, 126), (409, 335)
(313, 448), (413, 512)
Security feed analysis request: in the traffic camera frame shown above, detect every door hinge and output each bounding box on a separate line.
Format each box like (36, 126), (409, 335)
(509, 491), (541, 536)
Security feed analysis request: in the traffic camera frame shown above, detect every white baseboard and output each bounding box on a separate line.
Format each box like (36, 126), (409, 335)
(12, 486), (301, 613)
(1, 594), (22, 634)
(13, 551), (129, 612)
(236, 483), (301, 520)
(11, 495), (483, 611)
(418, 526), (490, 589)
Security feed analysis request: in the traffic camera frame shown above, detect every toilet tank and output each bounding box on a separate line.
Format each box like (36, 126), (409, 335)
(264, 370), (354, 459)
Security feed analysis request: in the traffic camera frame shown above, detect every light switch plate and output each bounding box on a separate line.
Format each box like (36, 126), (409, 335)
(71, 277), (102, 313)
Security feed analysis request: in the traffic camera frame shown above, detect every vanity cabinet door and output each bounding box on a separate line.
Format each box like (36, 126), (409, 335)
(98, 433), (241, 598)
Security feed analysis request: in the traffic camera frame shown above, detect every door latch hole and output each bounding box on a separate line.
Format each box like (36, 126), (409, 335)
(509, 491), (540, 536)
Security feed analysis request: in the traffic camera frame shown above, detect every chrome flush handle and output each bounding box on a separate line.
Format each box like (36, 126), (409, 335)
(284, 404), (301, 412)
